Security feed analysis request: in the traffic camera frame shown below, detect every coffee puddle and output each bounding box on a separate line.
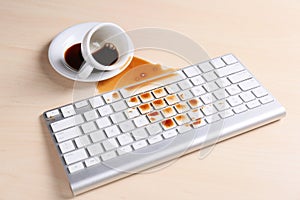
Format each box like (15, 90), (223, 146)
(97, 56), (177, 93)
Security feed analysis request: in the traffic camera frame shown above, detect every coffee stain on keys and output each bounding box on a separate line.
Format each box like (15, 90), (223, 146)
(97, 56), (177, 93)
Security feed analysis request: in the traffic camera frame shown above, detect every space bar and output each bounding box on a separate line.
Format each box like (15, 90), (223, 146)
(120, 71), (185, 98)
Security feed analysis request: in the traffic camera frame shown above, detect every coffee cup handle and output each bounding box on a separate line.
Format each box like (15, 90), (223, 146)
(77, 62), (93, 79)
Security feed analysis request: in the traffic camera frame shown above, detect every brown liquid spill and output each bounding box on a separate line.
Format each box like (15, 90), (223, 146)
(148, 111), (159, 117)
(97, 56), (177, 93)
(175, 103), (186, 110)
(129, 96), (138, 103)
(163, 107), (173, 113)
(112, 92), (119, 99)
(153, 88), (164, 95)
(175, 114), (186, 121)
(189, 99), (199, 107)
(166, 95), (176, 101)
(152, 99), (164, 107)
(193, 118), (202, 125)
(140, 92), (152, 100)
(139, 103), (151, 112)
(161, 119), (175, 128)
(150, 117), (156, 122)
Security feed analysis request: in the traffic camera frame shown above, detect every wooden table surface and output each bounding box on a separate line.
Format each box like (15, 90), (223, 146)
(1, 0), (299, 199)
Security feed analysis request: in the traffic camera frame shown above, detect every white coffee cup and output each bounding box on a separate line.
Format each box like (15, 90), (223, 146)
(77, 23), (134, 79)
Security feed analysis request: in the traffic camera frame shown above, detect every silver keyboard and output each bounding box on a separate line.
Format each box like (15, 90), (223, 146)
(42, 54), (285, 195)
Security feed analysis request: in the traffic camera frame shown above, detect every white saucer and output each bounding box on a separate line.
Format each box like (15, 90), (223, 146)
(48, 22), (129, 82)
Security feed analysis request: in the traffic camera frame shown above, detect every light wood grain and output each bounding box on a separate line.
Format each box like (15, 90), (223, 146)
(0, 0), (299, 199)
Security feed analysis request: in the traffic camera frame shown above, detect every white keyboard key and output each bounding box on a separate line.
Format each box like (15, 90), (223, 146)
(247, 99), (261, 109)
(239, 91), (255, 102)
(188, 109), (204, 120)
(68, 162), (84, 173)
(102, 138), (119, 151)
(178, 90), (193, 101)
(85, 157), (100, 167)
(117, 145), (133, 155)
(61, 105), (76, 118)
(45, 109), (60, 118)
(133, 115), (149, 127)
(202, 71), (218, 82)
(83, 109), (99, 121)
(97, 105), (113, 116)
(201, 104), (217, 116)
(104, 125), (121, 137)
(110, 112), (126, 123)
(259, 95), (273, 104)
(162, 129), (178, 139)
(226, 85), (242, 95)
(153, 88), (167, 98)
(214, 100), (230, 111)
(87, 143), (104, 156)
(101, 151), (117, 161)
(126, 96), (141, 107)
(96, 117), (112, 129)
(102, 91), (121, 103)
(148, 134), (163, 144)
(228, 70), (252, 83)
(55, 126), (82, 143)
(219, 109), (234, 119)
(51, 114), (84, 133)
(227, 95), (243, 107)
(174, 114), (190, 125)
(138, 103), (153, 114)
(239, 78), (259, 91)
(90, 130), (106, 142)
(205, 114), (221, 123)
(81, 121), (97, 134)
(190, 75), (205, 86)
(198, 62), (213, 72)
(132, 140), (148, 150)
(177, 124), (192, 134)
(74, 100), (88, 109)
(174, 102), (190, 113)
(64, 148), (88, 165)
(183, 66), (201, 77)
(112, 101), (127, 112)
(119, 120), (135, 132)
(147, 111), (163, 122)
(59, 140), (75, 153)
(191, 118), (207, 128)
(215, 63), (244, 77)
(165, 94), (180, 105)
(124, 107), (140, 119)
(210, 57), (226, 68)
(215, 77), (231, 88)
(222, 54), (237, 65)
(89, 96), (104, 108)
(188, 98), (203, 108)
(132, 128), (148, 140)
(161, 118), (176, 130)
(214, 88), (229, 100)
(139, 92), (154, 102)
(200, 93), (216, 104)
(117, 133), (134, 146)
(178, 79), (193, 90)
(233, 104), (248, 114)
(191, 85), (206, 96)
(252, 87), (268, 98)
(203, 82), (219, 92)
(165, 83), (180, 94)
(152, 98), (167, 110)
(75, 135), (91, 148)
(146, 123), (163, 135)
